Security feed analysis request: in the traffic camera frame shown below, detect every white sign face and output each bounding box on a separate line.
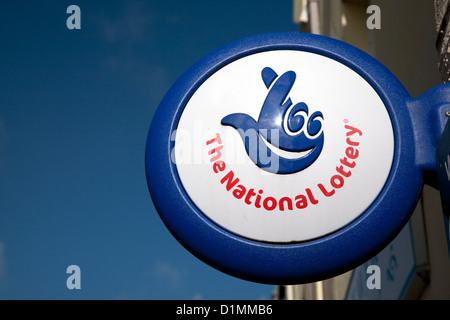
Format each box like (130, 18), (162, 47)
(174, 50), (394, 243)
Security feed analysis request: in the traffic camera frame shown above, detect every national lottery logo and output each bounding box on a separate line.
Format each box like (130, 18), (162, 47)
(221, 67), (324, 174)
(173, 49), (394, 243)
(148, 34), (404, 280)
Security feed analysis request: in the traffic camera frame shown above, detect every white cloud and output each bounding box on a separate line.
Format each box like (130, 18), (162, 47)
(95, 2), (153, 45)
(152, 260), (185, 288)
(192, 293), (203, 300)
(92, 3), (171, 104)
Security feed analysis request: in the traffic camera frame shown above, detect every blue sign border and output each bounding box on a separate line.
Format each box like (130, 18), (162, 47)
(145, 32), (425, 284)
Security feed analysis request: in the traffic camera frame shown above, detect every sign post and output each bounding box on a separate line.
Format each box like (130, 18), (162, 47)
(145, 32), (450, 284)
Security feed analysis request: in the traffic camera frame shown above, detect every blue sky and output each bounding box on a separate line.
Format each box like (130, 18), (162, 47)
(0, 0), (298, 299)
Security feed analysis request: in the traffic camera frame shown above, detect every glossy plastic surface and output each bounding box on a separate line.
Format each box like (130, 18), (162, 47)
(145, 32), (446, 284)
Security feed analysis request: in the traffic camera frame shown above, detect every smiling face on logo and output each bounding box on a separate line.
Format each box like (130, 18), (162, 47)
(221, 67), (324, 174)
(173, 50), (394, 243)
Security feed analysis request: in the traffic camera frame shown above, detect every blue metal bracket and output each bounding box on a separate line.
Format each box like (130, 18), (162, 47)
(408, 83), (450, 187)
(436, 112), (450, 216)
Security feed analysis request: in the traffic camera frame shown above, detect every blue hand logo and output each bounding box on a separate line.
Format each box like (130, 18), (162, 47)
(221, 67), (324, 174)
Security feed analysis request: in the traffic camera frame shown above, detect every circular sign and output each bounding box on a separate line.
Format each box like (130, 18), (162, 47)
(145, 32), (423, 284)
(175, 50), (394, 243)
